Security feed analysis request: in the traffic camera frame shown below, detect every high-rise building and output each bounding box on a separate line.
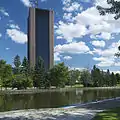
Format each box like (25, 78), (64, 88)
(28, 7), (54, 69)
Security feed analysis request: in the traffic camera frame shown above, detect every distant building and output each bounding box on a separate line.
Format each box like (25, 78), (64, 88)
(28, 7), (54, 69)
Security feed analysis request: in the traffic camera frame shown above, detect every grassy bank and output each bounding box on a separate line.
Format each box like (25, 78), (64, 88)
(92, 107), (120, 120)
(0, 86), (120, 95)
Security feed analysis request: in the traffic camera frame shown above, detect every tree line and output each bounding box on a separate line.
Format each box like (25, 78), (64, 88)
(0, 55), (120, 90)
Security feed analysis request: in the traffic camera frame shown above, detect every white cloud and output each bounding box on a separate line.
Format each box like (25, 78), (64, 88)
(0, 8), (9, 16)
(6, 28), (27, 44)
(63, 13), (73, 21)
(54, 52), (61, 61)
(20, 0), (31, 7)
(63, 56), (72, 60)
(56, 21), (87, 42)
(8, 24), (20, 30)
(91, 40), (105, 47)
(5, 48), (10, 50)
(55, 41), (91, 54)
(56, 1), (120, 42)
(93, 40), (120, 67)
(63, 2), (82, 12)
(0, 33), (2, 38)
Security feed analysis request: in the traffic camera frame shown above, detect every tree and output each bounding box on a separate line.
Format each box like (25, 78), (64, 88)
(110, 72), (117, 86)
(105, 69), (111, 86)
(1, 64), (13, 89)
(33, 56), (45, 88)
(49, 62), (69, 88)
(68, 69), (81, 87)
(91, 65), (99, 87)
(13, 55), (21, 74)
(115, 73), (120, 84)
(80, 70), (92, 87)
(97, 0), (120, 20)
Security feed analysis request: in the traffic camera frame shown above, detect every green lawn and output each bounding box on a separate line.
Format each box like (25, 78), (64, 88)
(93, 107), (120, 120)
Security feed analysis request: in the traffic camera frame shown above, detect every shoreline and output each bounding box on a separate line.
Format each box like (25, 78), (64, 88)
(0, 98), (120, 120)
(0, 86), (120, 95)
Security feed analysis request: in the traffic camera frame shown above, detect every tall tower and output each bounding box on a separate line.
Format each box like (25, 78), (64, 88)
(28, 7), (54, 69)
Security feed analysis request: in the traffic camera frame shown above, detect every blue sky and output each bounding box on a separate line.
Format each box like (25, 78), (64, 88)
(0, 0), (120, 73)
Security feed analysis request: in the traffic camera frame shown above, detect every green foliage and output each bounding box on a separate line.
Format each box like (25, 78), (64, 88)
(67, 70), (81, 87)
(12, 74), (33, 90)
(1, 64), (13, 89)
(91, 65), (101, 87)
(49, 62), (69, 88)
(115, 73), (120, 84)
(33, 56), (45, 88)
(13, 55), (21, 74)
(80, 69), (92, 87)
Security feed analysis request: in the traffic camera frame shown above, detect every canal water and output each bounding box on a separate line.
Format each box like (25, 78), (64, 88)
(0, 88), (120, 112)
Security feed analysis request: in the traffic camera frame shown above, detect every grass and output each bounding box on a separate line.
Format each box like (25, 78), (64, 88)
(72, 84), (84, 88)
(93, 107), (120, 120)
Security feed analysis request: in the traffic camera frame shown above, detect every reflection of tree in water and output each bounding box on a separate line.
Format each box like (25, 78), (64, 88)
(1, 89), (120, 111)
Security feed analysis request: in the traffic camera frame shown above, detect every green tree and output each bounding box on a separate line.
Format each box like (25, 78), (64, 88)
(68, 69), (81, 87)
(1, 64), (13, 89)
(105, 69), (111, 86)
(33, 56), (45, 88)
(110, 72), (117, 86)
(80, 70), (92, 87)
(91, 65), (100, 87)
(13, 55), (21, 74)
(115, 73), (120, 84)
(49, 62), (69, 88)
(21, 56), (33, 88)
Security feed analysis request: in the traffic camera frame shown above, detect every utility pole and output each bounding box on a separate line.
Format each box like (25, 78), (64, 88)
(30, 0), (39, 8)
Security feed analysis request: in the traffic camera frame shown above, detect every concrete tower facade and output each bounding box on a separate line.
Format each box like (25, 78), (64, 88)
(28, 7), (54, 69)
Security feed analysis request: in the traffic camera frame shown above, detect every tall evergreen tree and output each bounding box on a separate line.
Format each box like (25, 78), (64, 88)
(13, 55), (21, 74)
(33, 56), (45, 88)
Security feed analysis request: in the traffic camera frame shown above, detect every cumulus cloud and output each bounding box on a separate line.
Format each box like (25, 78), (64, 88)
(63, 56), (72, 60)
(0, 7), (9, 16)
(56, 21), (87, 42)
(63, 2), (82, 12)
(20, 0), (31, 7)
(55, 0), (120, 42)
(54, 52), (61, 61)
(93, 40), (120, 67)
(91, 40), (105, 47)
(8, 24), (20, 30)
(55, 41), (91, 54)
(6, 24), (27, 44)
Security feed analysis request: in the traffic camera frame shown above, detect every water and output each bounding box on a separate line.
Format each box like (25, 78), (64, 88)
(0, 88), (120, 112)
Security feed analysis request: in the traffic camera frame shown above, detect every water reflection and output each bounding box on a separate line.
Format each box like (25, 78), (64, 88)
(0, 88), (120, 112)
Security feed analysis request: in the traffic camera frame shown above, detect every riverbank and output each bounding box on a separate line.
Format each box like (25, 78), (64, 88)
(0, 98), (120, 120)
(0, 86), (120, 95)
